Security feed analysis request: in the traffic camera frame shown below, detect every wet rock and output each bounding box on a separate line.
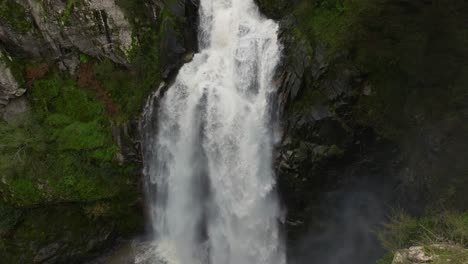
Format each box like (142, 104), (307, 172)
(159, 0), (199, 80)
(394, 246), (434, 263)
(1, 0), (134, 66)
(392, 244), (468, 264)
(0, 50), (26, 117)
(2, 97), (29, 124)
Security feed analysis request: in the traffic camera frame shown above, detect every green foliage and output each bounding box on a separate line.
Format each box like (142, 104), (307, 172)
(56, 122), (109, 151)
(33, 76), (106, 122)
(0, 120), (45, 175)
(45, 114), (73, 127)
(294, 0), (377, 52)
(0, 70), (130, 207)
(89, 0), (164, 122)
(375, 252), (394, 264)
(79, 54), (90, 64)
(93, 61), (153, 120)
(379, 211), (424, 250)
(59, 0), (78, 25)
(379, 210), (468, 252)
(0, 0), (33, 33)
(429, 247), (468, 264)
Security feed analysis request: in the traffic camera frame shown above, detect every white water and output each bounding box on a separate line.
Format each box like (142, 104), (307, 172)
(141, 0), (284, 263)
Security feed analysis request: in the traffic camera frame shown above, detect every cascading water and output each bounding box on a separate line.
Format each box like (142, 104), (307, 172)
(140, 0), (284, 263)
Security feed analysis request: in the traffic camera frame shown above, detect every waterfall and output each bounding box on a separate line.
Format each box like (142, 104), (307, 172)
(140, 0), (284, 263)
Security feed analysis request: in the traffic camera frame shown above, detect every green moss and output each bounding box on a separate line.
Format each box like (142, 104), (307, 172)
(0, 203), (22, 235)
(86, 0), (167, 122)
(93, 35), (160, 122)
(59, 0), (78, 26)
(79, 53), (90, 64)
(293, 0), (377, 52)
(0, 69), (133, 207)
(375, 252), (394, 264)
(45, 114), (73, 127)
(0, 51), (26, 87)
(7, 178), (44, 206)
(56, 122), (110, 151)
(0, 0), (33, 33)
(47, 157), (125, 202)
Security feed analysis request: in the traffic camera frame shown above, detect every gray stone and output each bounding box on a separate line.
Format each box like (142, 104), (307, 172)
(0, 50), (25, 117)
(1, 0), (134, 67)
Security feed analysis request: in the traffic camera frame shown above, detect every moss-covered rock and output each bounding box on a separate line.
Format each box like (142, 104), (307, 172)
(0, 200), (144, 263)
(257, 0), (468, 262)
(0, 0), (34, 33)
(0, 0), (200, 261)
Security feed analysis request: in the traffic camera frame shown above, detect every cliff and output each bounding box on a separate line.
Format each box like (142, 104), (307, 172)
(255, 0), (468, 262)
(1, 0), (467, 263)
(0, 0), (197, 262)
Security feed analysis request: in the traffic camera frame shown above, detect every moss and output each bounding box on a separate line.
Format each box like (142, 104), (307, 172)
(0, 0), (34, 33)
(56, 122), (110, 151)
(0, 51), (26, 88)
(84, 0), (167, 122)
(0, 203), (22, 236)
(59, 0), (78, 26)
(1, 204), (113, 263)
(0, 68), (134, 207)
(375, 252), (394, 264)
(79, 53), (90, 64)
(293, 0), (378, 52)
(45, 114), (73, 127)
(93, 33), (160, 122)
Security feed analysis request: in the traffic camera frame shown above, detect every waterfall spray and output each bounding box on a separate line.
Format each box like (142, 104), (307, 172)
(141, 0), (284, 263)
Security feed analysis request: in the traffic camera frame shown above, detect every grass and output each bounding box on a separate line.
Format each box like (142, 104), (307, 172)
(430, 247), (468, 264)
(377, 210), (468, 263)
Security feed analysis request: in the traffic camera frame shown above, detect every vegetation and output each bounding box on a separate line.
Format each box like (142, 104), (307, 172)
(58, 0), (78, 26)
(0, 0), (33, 33)
(0, 69), (133, 207)
(380, 211), (468, 251)
(0, 0), (182, 261)
(293, 0), (378, 52)
(376, 210), (468, 263)
(254, 0), (468, 262)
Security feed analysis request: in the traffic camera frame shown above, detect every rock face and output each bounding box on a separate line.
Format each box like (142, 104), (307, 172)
(256, 0), (468, 262)
(0, 0), (199, 263)
(1, 0), (467, 263)
(0, 50), (25, 117)
(1, 0), (133, 69)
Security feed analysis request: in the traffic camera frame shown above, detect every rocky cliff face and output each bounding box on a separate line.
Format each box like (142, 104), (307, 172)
(2, 0), (133, 68)
(0, 0), (198, 262)
(1, 0), (467, 263)
(256, 0), (468, 263)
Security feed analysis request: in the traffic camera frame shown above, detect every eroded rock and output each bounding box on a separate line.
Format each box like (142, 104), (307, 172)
(1, 0), (134, 67)
(0, 50), (26, 118)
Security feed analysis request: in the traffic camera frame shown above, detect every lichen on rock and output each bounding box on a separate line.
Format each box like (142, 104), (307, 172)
(0, 50), (26, 119)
